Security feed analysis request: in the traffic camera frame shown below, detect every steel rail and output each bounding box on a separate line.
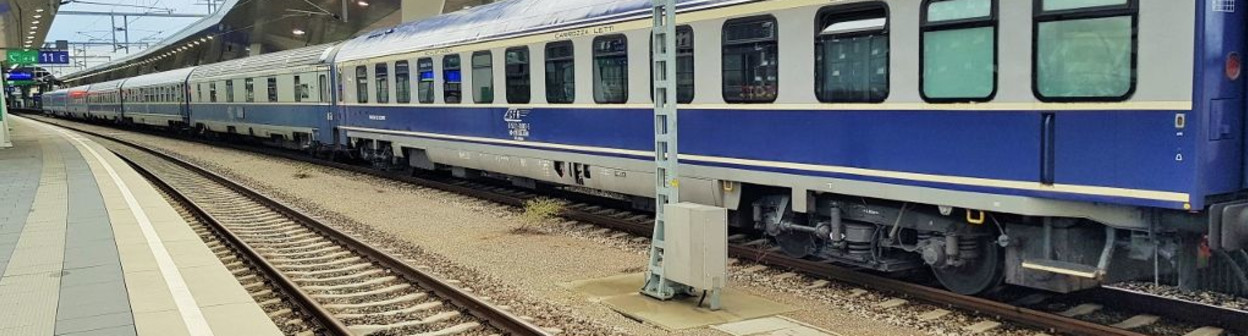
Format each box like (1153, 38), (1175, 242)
(1075, 286), (1248, 333)
(120, 154), (353, 335)
(36, 118), (550, 336)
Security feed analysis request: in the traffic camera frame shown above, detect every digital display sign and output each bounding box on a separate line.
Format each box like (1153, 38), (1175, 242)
(6, 71), (33, 81)
(444, 70), (462, 83)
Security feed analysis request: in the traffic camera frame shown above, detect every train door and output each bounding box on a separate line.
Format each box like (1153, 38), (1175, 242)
(1210, 2), (1248, 190)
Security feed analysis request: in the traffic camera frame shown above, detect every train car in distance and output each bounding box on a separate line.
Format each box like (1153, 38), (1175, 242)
(42, 88), (70, 117)
(120, 67), (196, 129)
(84, 78), (127, 122)
(185, 44), (339, 150)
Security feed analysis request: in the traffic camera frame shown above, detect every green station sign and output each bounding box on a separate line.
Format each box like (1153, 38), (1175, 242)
(6, 50), (37, 65)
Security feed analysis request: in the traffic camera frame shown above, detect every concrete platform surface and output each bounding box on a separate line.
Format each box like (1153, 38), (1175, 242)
(0, 116), (281, 336)
(563, 272), (795, 330)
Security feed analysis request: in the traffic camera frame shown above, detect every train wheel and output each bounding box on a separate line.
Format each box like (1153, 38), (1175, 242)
(932, 237), (1004, 295)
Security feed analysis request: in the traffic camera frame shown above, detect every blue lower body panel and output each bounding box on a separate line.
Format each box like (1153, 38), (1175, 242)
(338, 105), (1197, 209)
(190, 103), (334, 144)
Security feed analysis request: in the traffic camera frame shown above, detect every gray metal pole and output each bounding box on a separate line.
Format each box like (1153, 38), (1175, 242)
(641, 0), (686, 301)
(123, 15), (130, 54)
(110, 14), (118, 52)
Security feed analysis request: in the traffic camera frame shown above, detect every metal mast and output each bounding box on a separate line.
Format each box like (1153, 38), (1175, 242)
(641, 0), (688, 300)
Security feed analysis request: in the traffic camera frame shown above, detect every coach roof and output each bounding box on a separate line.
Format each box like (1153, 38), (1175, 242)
(335, 0), (748, 62)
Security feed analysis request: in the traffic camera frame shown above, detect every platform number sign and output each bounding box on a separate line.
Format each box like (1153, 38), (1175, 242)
(1214, 0), (1236, 12)
(38, 51), (70, 64)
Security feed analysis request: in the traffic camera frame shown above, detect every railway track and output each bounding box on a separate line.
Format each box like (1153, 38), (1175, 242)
(39, 119), (550, 336)
(158, 185), (320, 335)
(27, 114), (1248, 336)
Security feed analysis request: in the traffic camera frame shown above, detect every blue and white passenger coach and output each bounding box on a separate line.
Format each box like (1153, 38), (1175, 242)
(84, 78), (127, 121)
(324, 0), (1247, 294)
(121, 67), (195, 128)
(187, 44), (338, 149)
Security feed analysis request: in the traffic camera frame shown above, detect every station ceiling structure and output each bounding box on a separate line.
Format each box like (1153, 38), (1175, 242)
(57, 0), (492, 86)
(0, 0), (59, 52)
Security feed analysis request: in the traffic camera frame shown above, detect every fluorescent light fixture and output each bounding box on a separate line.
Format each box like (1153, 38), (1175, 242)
(292, 28), (306, 35)
(35, 8), (44, 12)
(33, 15), (42, 18)
(357, 0), (369, 6)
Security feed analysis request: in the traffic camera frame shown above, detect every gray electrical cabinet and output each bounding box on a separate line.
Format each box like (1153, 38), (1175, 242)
(663, 202), (728, 307)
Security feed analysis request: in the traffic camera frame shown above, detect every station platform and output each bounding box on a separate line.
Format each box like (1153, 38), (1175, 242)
(0, 116), (281, 336)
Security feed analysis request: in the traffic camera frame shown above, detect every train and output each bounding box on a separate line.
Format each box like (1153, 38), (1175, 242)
(41, 0), (1248, 295)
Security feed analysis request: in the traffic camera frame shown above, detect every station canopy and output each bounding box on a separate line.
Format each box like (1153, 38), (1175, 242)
(59, 0), (494, 86)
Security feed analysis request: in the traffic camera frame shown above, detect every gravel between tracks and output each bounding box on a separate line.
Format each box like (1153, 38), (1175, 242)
(51, 117), (1067, 336)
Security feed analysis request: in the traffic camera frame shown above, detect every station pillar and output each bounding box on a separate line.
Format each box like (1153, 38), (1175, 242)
(0, 86), (11, 149)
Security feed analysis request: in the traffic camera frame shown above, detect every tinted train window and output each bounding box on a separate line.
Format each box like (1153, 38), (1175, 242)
(319, 75), (329, 103)
(444, 55), (462, 104)
(396, 61), (412, 103)
(245, 78), (255, 102)
(815, 5), (888, 103)
(356, 66), (368, 104)
(375, 63), (390, 104)
(545, 41), (575, 104)
(295, 75), (309, 102)
(724, 17), (779, 103)
(1034, 0), (1136, 101)
(226, 80), (235, 102)
(209, 83), (218, 102)
(505, 47), (531, 104)
(472, 51), (494, 103)
(196, 84), (202, 102)
(676, 26), (695, 103)
(417, 58), (434, 103)
(922, 0), (996, 102)
(593, 35), (628, 103)
(267, 77), (278, 102)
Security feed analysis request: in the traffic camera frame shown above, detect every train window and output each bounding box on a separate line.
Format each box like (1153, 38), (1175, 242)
(472, 51), (494, 103)
(295, 75), (309, 102)
(676, 26), (695, 103)
(505, 47), (531, 104)
(376, 63), (390, 104)
(226, 80), (236, 102)
(196, 84), (203, 102)
(395, 61), (412, 104)
(444, 55), (462, 104)
(356, 66), (369, 104)
(545, 41), (575, 104)
(724, 16), (779, 103)
(245, 78), (255, 102)
(815, 4), (888, 103)
(417, 58), (434, 103)
(1034, 0), (1135, 101)
(319, 75), (329, 103)
(921, 0), (996, 102)
(1042, 0), (1127, 11)
(593, 35), (628, 104)
(267, 77), (278, 102)
(209, 83), (218, 103)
